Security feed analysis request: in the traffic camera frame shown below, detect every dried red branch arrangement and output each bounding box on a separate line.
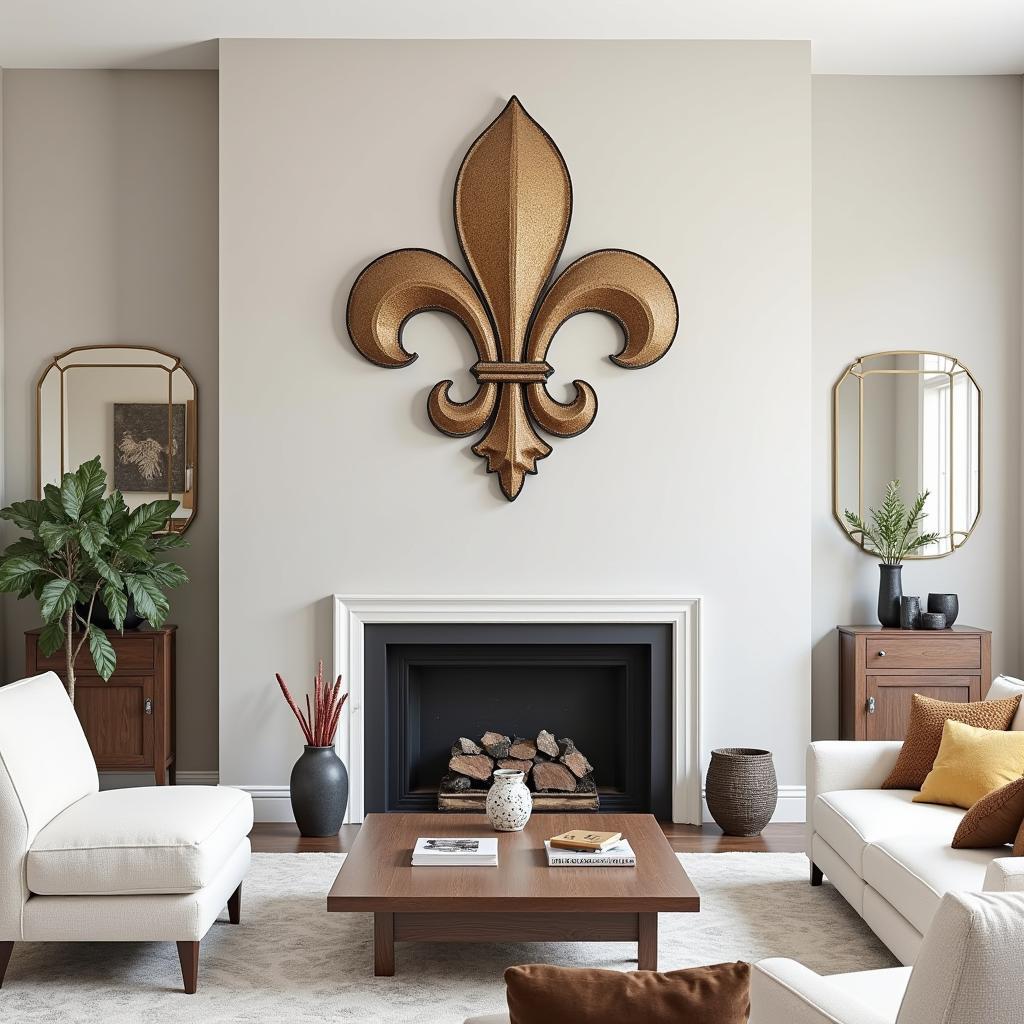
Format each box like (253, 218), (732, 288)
(275, 660), (349, 747)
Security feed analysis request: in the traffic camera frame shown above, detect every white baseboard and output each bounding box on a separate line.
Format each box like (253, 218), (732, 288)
(702, 785), (805, 825)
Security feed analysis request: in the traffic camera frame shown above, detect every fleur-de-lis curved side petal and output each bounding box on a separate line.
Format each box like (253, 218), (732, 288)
(346, 96), (678, 501)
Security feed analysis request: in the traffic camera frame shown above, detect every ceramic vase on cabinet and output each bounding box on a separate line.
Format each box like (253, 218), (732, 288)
(485, 769), (532, 832)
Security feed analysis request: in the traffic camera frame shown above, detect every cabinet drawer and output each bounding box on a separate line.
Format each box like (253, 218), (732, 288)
(32, 635), (156, 674)
(864, 635), (980, 670)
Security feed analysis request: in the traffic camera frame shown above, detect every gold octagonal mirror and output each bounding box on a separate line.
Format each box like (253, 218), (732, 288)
(833, 351), (981, 559)
(37, 345), (198, 534)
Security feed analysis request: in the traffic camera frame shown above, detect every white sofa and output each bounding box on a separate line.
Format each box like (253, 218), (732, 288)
(751, 889), (1024, 1024)
(807, 673), (1024, 965)
(0, 672), (253, 993)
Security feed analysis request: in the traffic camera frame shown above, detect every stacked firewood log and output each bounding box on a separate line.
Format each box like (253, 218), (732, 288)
(441, 729), (596, 795)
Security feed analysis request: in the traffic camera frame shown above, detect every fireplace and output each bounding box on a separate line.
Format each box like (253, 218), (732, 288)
(332, 596), (702, 824)
(360, 622), (673, 818)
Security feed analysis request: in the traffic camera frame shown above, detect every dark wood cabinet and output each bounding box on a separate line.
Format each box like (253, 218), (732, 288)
(26, 625), (176, 784)
(838, 625), (991, 740)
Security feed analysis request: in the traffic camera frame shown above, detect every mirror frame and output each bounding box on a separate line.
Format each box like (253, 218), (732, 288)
(832, 349), (982, 559)
(36, 344), (199, 533)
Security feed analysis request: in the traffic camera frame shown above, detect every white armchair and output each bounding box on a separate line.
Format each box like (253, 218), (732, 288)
(0, 672), (253, 993)
(750, 890), (1024, 1024)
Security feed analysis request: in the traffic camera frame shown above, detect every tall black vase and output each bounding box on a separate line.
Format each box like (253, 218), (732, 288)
(289, 745), (349, 837)
(877, 564), (903, 627)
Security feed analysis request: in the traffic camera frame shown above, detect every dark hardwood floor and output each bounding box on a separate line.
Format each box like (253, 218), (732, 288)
(250, 821), (805, 854)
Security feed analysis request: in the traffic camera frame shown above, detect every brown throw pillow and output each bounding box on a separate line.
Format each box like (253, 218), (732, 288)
(504, 962), (749, 1024)
(1014, 815), (1024, 857)
(953, 776), (1024, 848)
(882, 693), (1021, 791)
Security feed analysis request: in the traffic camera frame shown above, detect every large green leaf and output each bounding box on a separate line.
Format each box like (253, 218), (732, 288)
(92, 556), (124, 588)
(87, 625), (117, 680)
(78, 520), (109, 558)
(145, 562), (189, 589)
(120, 500), (180, 542)
(39, 521), (76, 555)
(101, 584), (128, 631)
(60, 473), (85, 521)
(125, 573), (170, 625)
(43, 484), (67, 522)
(0, 556), (43, 593)
(118, 536), (153, 564)
(76, 457), (108, 516)
(39, 578), (79, 623)
(3, 538), (47, 559)
(39, 619), (66, 657)
(0, 498), (47, 533)
(99, 491), (127, 527)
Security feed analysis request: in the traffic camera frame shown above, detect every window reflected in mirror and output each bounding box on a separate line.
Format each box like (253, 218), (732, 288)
(833, 351), (981, 558)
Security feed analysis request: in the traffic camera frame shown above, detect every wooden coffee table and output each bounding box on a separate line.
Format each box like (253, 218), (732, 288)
(327, 812), (699, 976)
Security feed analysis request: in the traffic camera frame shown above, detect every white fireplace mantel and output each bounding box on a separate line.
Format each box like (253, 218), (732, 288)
(332, 595), (702, 824)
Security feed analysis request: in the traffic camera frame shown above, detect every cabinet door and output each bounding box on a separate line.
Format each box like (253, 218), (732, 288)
(865, 675), (978, 741)
(74, 676), (155, 769)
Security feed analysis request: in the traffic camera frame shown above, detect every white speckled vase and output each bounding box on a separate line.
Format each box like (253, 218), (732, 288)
(485, 769), (532, 832)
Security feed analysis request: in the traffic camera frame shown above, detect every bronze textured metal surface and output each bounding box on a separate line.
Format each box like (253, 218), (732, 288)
(346, 96), (678, 501)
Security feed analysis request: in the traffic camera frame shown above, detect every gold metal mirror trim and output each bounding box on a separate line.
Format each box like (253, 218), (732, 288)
(36, 344), (199, 534)
(832, 349), (982, 560)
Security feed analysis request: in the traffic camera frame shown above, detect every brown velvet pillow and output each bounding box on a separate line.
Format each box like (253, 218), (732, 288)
(953, 776), (1024, 848)
(882, 693), (1021, 791)
(1014, 815), (1024, 857)
(504, 962), (750, 1024)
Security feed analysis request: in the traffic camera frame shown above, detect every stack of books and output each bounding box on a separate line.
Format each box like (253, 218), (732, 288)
(544, 829), (636, 867)
(412, 837), (498, 867)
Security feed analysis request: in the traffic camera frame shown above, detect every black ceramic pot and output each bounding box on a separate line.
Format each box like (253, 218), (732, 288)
(927, 593), (959, 627)
(290, 745), (349, 837)
(900, 595), (922, 630)
(877, 564), (903, 627)
(74, 593), (144, 630)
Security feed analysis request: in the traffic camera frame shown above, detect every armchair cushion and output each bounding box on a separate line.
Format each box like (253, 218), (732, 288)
(27, 785), (253, 896)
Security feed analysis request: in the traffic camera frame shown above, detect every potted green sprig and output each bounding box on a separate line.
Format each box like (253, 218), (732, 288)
(0, 456), (188, 701)
(843, 480), (940, 627)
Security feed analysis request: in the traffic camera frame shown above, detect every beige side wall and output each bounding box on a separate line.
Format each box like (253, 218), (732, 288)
(218, 39), (813, 813)
(1, 70), (219, 773)
(812, 76), (1023, 738)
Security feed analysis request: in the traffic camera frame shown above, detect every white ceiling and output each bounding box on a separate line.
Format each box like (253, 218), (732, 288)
(1, 0), (1023, 75)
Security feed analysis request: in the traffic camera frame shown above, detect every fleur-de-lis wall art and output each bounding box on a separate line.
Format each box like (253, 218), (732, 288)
(346, 96), (678, 501)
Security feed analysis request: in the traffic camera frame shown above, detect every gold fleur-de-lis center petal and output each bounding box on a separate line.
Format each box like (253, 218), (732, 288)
(346, 96), (678, 501)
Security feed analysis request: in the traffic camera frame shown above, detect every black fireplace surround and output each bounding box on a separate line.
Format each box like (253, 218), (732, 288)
(362, 622), (673, 819)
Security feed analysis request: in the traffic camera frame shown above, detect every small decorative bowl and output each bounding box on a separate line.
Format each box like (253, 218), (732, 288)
(920, 612), (947, 630)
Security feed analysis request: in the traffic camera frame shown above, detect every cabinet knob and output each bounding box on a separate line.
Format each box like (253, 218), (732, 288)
(144, 698), (153, 716)
(877, 650), (886, 657)
(867, 696), (876, 714)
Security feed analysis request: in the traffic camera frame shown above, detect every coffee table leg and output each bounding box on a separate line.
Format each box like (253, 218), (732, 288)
(637, 913), (658, 971)
(374, 913), (395, 976)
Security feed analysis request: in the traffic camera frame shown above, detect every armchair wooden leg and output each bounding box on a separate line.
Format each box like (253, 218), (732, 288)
(0, 941), (14, 987)
(810, 862), (823, 886)
(228, 883), (242, 924)
(176, 940), (199, 994)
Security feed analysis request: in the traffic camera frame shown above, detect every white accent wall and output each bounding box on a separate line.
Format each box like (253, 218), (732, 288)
(217, 39), (813, 816)
(811, 76), (1023, 740)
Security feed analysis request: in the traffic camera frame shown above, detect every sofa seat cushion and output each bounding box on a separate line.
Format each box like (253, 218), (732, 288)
(815, 789), (964, 873)
(862, 836), (995, 935)
(825, 966), (912, 1019)
(28, 785), (253, 896)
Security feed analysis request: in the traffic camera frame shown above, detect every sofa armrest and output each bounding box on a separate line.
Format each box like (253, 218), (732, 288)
(806, 741), (903, 852)
(983, 856), (1024, 892)
(750, 959), (891, 1024)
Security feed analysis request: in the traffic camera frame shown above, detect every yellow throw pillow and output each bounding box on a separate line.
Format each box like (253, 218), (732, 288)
(915, 719), (1024, 809)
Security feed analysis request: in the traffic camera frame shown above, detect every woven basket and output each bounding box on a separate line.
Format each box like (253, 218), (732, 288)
(705, 748), (778, 836)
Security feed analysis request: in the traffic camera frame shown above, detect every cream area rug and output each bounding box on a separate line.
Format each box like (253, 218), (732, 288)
(3, 852), (897, 1023)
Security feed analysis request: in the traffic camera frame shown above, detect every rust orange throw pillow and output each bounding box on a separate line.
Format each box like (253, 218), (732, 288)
(504, 962), (750, 1024)
(882, 693), (1021, 791)
(953, 776), (1024, 848)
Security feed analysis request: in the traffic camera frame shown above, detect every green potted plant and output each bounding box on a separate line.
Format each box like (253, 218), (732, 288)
(0, 456), (188, 702)
(843, 479), (940, 627)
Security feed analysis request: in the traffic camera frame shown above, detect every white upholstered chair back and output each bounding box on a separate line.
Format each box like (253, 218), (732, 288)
(896, 890), (1024, 1024)
(0, 672), (98, 938)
